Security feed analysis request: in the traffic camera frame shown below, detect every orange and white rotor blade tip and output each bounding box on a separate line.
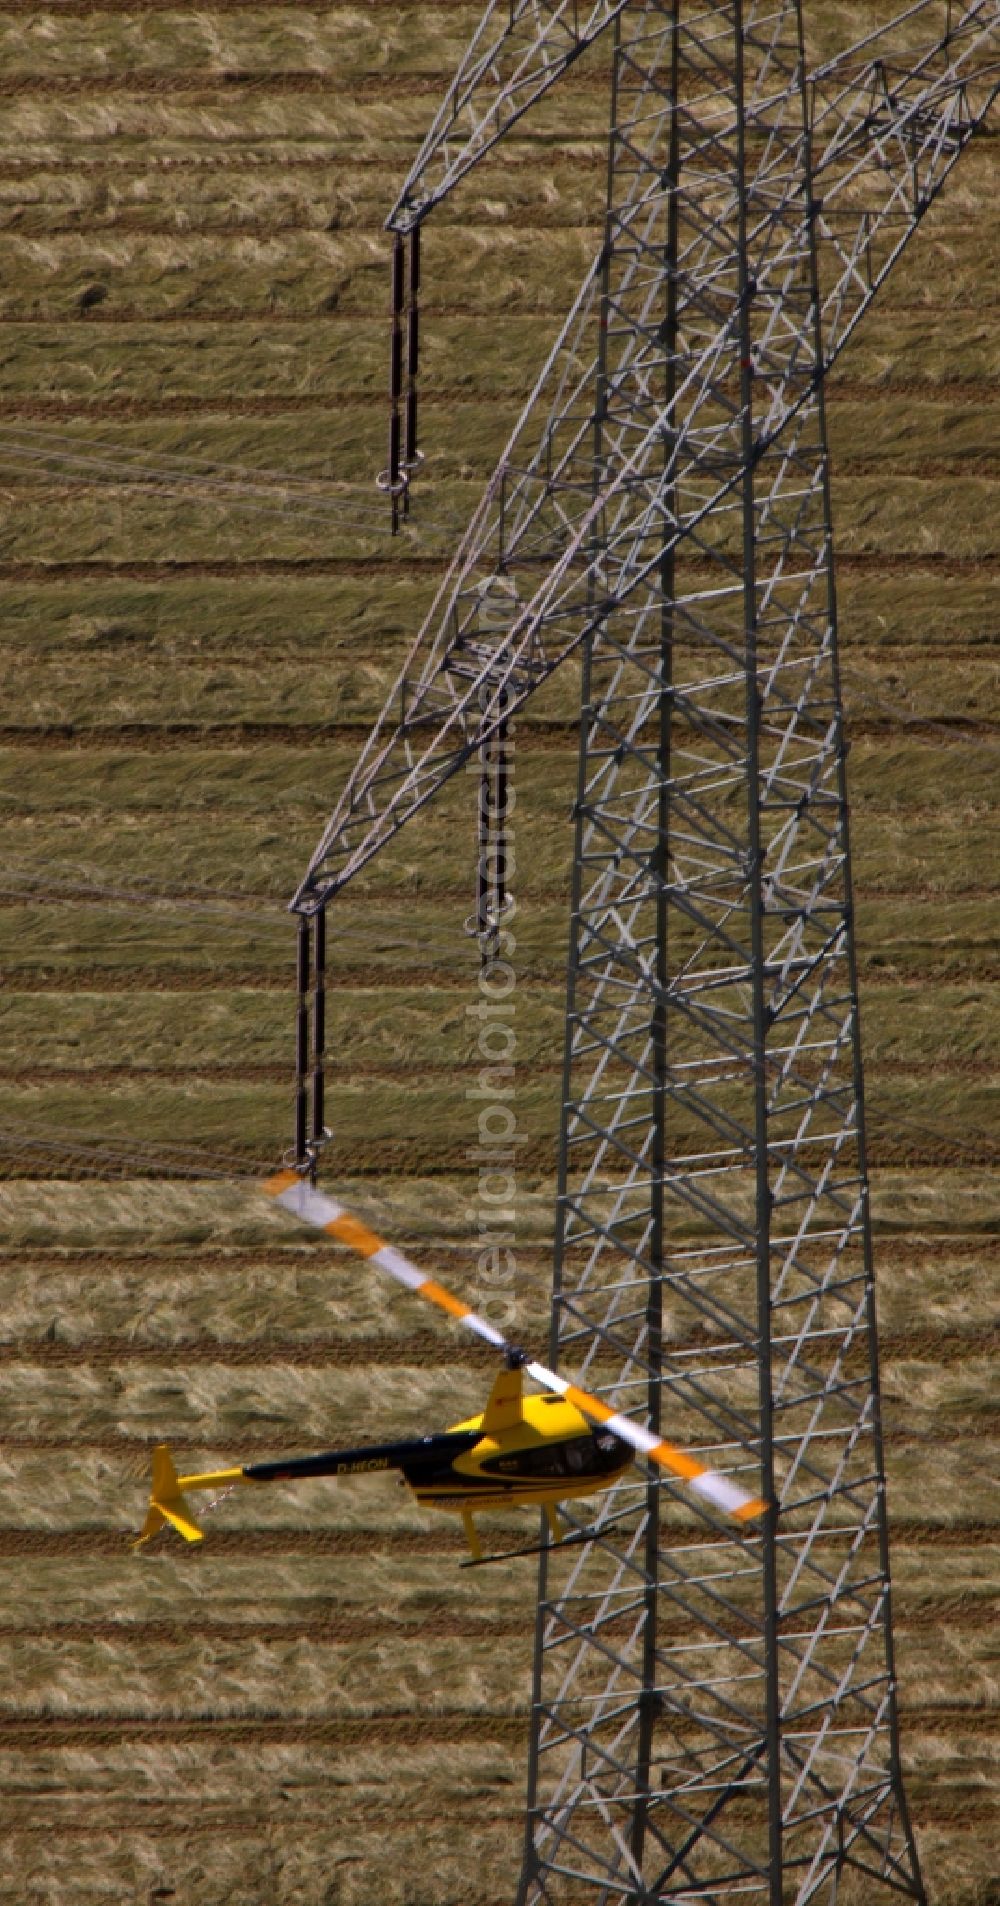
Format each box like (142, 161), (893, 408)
(525, 1360), (765, 1523)
(265, 1170), (507, 1351)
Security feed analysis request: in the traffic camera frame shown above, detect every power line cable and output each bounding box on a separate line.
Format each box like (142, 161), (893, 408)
(0, 854), (487, 967)
(839, 662), (1000, 752)
(0, 1122), (276, 1183)
(865, 1094), (1000, 1163)
(0, 426), (475, 539)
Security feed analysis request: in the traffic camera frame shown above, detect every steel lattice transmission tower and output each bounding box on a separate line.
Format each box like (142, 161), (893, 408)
(289, 5), (999, 1902)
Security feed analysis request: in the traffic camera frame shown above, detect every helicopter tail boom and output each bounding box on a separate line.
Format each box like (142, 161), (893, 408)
(133, 1432), (483, 1549)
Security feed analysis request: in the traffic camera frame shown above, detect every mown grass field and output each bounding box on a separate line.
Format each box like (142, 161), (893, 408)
(0, 6), (997, 1904)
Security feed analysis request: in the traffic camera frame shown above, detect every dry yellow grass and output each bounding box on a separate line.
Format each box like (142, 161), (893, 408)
(0, 5), (996, 1905)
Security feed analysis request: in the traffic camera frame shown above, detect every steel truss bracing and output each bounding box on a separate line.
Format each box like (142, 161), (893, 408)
(292, 1), (996, 916)
(516, 8), (930, 1900)
(291, 4), (998, 1902)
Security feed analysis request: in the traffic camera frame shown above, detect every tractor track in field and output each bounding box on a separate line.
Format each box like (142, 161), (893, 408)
(3, 1130), (998, 1174)
(5, 1418), (997, 1453)
(0, 875), (994, 901)
(0, 1707), (992, 1751)
(0, 558), (447, 582)
(2, 1598), (997, 1645)
(2, 638), (987, 665)
(2, 201), (997, 236)
(7, 212), (614, 239)
(5, 1815), (531, 1845)
(0, 717), (995, 749)
(0, 149), (606, 177)
(1, 298), (994, 325)
(0, 1333), (498, 1368)
(2, 1146), (996, 1180)
(0, 68), (612, 103)
(0, 1523), (993, 1560)
(0, 1616), (535, 1644)
(4, 1818), (994, 1850)
(4, 1801), (993, 1838)
(0, 0), (494, 12)
(0, 1245), (548, 1273)
(7, 447), (1000, 485)
(0, 968), (466, 992)
(0, 373), (990, 404)
(0, 394), (517, 419)
(0, 69), (573, 100)
(26, 65), (989, 117)
(0, 1713), (533, 1749)
(2, 552), (998, 585)
(0, 1054), (996, 1088)
(3, 1143), (990, 1174)
(1, 1326), (994, 1368)
(0, 966), (986, 995)
(6, 382), (1000, 416)
(0, 0), (483, 12)
(5, 1231), (994, 1266)
(0, 723), (602, 751)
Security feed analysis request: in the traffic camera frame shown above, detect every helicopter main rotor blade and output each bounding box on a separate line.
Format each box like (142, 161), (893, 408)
(266, 1169), (764, 1524)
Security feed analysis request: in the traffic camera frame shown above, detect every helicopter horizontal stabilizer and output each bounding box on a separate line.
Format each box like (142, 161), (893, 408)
(155, 1495), (205, 1545)
(132, 1443), (205, 1549)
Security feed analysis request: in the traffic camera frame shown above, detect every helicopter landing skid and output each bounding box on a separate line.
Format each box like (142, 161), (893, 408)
(459, 1506), (631, 1569)
(460, 1526), (592, 1569)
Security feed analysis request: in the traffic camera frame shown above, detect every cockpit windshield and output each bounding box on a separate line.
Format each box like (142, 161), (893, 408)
(483, 1432), (629, 1482)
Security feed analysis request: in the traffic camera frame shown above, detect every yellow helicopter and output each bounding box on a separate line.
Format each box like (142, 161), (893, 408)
(134, 1169), (764, 1563)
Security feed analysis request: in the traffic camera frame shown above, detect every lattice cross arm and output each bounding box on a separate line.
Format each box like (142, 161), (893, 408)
(384, 0), (629, 235)
(294, 4), (998, 915)
(807, 1), (1000, 371)
(385, 0), (996, 239)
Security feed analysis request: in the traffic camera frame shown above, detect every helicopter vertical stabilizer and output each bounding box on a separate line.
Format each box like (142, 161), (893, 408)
(478, 1364), (525, 1434)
